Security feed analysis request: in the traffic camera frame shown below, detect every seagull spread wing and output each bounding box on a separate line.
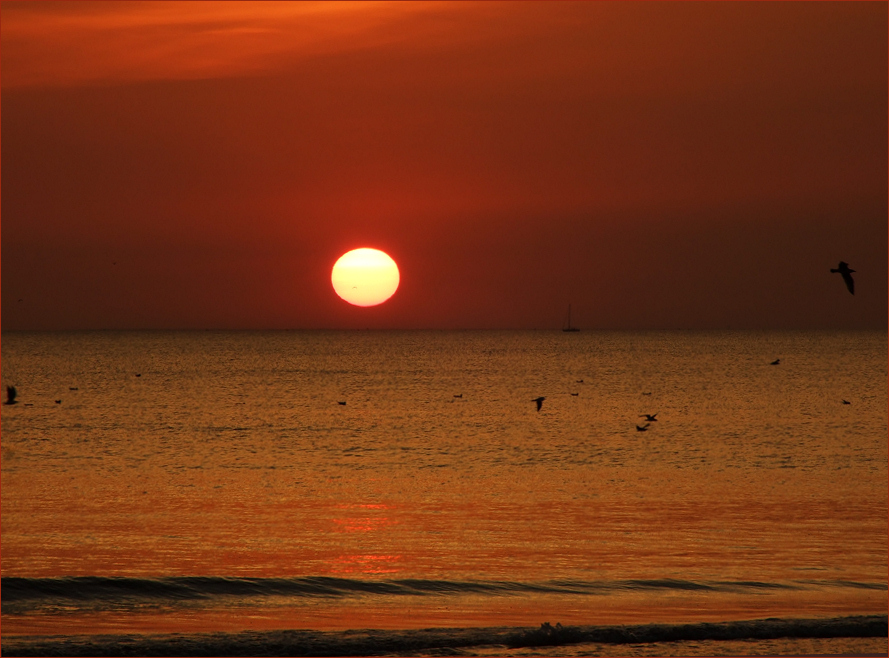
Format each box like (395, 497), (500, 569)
(831, 262), (855, 295)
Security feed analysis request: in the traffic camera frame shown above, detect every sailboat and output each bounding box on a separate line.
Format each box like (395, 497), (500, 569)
(562, 304), (580, 332)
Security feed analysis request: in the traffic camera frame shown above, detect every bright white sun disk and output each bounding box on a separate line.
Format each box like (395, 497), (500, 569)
(331, 248), (400, 307)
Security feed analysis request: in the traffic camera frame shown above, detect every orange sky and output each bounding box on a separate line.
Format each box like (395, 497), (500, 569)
(2, 1), (886, 330)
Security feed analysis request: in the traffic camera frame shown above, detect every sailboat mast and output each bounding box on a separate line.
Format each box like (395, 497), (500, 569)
(563, 304), (579, 332)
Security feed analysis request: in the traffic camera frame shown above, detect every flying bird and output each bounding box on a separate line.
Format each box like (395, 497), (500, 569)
(636, 423), (650, 432)
(5, 386), (18, 405)
(830, 261), (855, 295)
(770, 358), (780, 365)
(639, 413), (658, 422)
(55, 400), (62, 404)
(842, 399), (851, 405)
(532, 396), (546, 411)
(337, 401), (346, 405)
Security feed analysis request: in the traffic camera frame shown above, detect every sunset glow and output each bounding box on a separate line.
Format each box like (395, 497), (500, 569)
(1, 1), (885, 330)
(1, 3), (886, 651)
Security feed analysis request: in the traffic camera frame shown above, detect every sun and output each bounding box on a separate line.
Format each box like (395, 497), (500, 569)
(331, 248), (400, 307)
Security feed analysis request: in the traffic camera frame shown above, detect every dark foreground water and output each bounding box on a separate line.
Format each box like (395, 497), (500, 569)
(2, 615), (886, 656)
(2, 330), (886, 655)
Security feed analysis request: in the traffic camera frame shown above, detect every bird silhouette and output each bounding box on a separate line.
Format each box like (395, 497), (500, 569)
(5, 386), (18, 405)
(570, 392), (579, 397)
(639, 413), (658, 422)
(453, 394), (463, 398)
(770, 358), (780, 365)
(842, 399), (851, 405)
(830, 261), (855, 295)
(337, 401), (346, 405)
(532, 396), (546, 411)
(55, 400), (62, 404)
(636, 423), (650, 432)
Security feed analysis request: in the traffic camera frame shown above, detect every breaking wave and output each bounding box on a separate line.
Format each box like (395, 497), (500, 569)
(3, 575), (884, 610)
(0, 576), (887, 612)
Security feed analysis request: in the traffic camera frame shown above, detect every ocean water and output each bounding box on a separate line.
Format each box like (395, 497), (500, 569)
(1, 330), (886, 656)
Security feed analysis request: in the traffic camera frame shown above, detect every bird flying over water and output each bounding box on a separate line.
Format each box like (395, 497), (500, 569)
(639, 413), (658, 422)
(830, 261), (855, 295)
(5, 386), (18, 405)
(532, 396), (546, 411)
(770, 358), (780, 365)
(636, 423), (650, 432)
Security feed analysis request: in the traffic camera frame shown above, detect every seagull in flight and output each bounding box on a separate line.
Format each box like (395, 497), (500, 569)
(770, 358), (780, 365)
(532, 396), (546, 411)
(639, 413), (658, 422)
(830, 261), (855, 295)
(636, 423), (650, 432)
(4, 386), (18, 405)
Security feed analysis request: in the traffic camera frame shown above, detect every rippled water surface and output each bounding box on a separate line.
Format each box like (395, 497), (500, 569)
(2, 330), (886, 647)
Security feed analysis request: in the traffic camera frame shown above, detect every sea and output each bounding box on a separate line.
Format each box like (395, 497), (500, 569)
(1, 330), (886, 656)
